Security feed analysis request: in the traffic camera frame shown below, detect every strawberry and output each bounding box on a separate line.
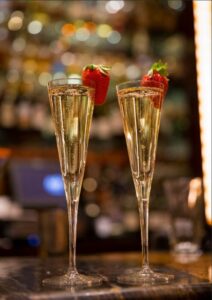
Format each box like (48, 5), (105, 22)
(141, 60), (169, 108)
(82, 64), (110, 105)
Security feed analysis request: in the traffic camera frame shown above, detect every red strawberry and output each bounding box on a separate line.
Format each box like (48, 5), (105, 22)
(82, 64), (110, 105)
(141, 60), (169, 108)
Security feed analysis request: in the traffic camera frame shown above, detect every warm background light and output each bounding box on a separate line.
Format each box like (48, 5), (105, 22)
(193, 1), (211, 225)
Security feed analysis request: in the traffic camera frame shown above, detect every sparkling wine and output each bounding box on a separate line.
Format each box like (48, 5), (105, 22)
(117, 86), (162, 201)
(48, 84), (94, 186)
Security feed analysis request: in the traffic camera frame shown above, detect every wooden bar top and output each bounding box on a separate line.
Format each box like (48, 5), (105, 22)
(0, 252), (211, 299)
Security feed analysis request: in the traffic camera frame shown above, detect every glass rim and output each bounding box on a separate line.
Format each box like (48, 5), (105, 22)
(47, 77), (95, 90)
(116, 79), (164, 92)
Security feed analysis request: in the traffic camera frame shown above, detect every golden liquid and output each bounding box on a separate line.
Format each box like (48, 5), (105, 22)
(48, 84), (94, 183)
(118, 87), (162, 199)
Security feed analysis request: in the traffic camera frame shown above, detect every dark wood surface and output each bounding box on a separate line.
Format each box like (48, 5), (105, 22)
(0, 252), (211, 299)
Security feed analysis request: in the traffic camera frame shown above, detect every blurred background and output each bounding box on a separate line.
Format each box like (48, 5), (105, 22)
(0, 0), (211, 257)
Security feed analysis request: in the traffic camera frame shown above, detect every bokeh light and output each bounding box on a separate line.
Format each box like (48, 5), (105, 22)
(97, 24), (112, 38)
(94, 216), (112, 238)
(53, 72), (66, 80)
(75, 28), (90, 41)
(105, 0), (125, 14)
(168, 0), (184, 11)
(12, 37), (26, 52)
(126, 64), (141, 79)
(28, 20), (43, 34)
(83, 177), (98, 192)
(38, 72), (52, 86)
(8, 15), (23, 31)
(111, 62), (126, 77)
(84, 21), (96, 32)
(61, 23), (75, 36)
(11, 10), (24, 19)
(107, 31), (121, 44)
(85, 203), (100, 218)
(61, 52), (75, 66)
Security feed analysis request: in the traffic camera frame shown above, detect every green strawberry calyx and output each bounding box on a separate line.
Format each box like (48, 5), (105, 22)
(148, 60), (169, 78)
(83, 64), (110, 76)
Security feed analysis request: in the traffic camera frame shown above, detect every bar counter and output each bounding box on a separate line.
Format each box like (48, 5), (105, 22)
(0, 252), (211, 299)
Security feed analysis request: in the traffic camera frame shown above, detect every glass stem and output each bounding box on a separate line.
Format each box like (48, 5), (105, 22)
(137, 179), (151, 270)
(64, 176), (79, 274)
(139, 198), (149, 268)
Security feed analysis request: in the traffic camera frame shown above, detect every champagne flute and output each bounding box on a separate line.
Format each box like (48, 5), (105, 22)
(116, 80), (173, 284)
(43, 78), (102, 286)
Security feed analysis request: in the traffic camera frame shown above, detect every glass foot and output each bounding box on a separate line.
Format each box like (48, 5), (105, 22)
(117, 266), (174, 285)
(43, 270), (103, 287)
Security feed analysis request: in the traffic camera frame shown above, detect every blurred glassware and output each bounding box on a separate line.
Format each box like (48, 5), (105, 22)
(164, 177), (204, 262)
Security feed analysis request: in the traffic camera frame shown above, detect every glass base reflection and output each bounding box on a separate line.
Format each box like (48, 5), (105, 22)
(43, 270), (102, 287)
(117, 266), (174, 285)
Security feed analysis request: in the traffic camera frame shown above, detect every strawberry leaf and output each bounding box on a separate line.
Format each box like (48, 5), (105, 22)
(148, 60), (169, 77)
(99, 65), (111, 75)
(83, 64), (97, 71)
(83, 64), (110, 75)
